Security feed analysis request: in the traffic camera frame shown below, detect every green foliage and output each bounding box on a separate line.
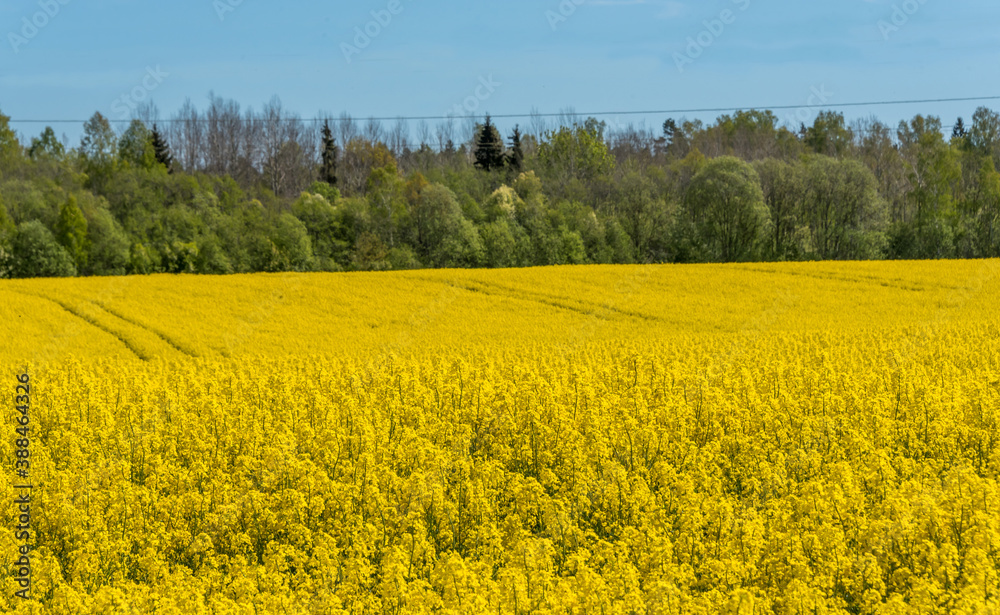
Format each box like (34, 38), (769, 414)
(0, 198), (13, 278)
(11, 220), (77, 278)
(119, 120), (158, 171)
(80, 112), (119, 192)
(387, 245), (421, 270)
(270, 213), (314, 271)
(483, 185), (521, 222)
(506, 125), (524, 175)
(613, 170), (673, 262)
(320, 119), (338, 186)
(685, 156), (770, 262)
(800, 156), (887, 260)
(0, 110), (19, 163)
(537, 122), (615, 200)
(28, 127), (65, 161)
(352, 231), (390, 271)
(479, 219), (515, 269)
(968, 106), (1000, 168)
(2, 105), (1000, 278)
(474, 114), (506, 172)
(84, 207), (131, 276)
(308, 180), (341, 205)
(151, 124), (173, 172)
(409, 184), (473, 266)
(804, 111), (853, 158)
(56, 195), (89, 271)
(754, 158), (810, 260)
(894, 115), (962, 258)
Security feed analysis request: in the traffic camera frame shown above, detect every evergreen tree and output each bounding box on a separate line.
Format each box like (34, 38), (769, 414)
(151, 123), (174, 172)
(506, 125), (524, 174)
(952, 117), (967, 140)
(474, 114), (505, 172)
(662, 118), (678, 146)
(320, 119), (338, 185)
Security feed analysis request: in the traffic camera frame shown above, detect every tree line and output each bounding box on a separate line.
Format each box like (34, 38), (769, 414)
(1, 96), (999, 278)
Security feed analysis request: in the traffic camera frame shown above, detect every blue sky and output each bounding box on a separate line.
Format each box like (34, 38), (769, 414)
(2, 0), (999, 145)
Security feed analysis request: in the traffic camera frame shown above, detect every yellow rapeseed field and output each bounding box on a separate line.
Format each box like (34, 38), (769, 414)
(1, 261), (999, 614)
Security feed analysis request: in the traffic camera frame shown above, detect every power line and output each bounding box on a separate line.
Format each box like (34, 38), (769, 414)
(6, 95), (1000, 125)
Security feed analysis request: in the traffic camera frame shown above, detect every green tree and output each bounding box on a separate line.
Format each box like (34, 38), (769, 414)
(893, 115), (962, 258)
(11, 220), (77, 278)
(506, 125), (524, 175)
(0, 199), (13, 277)
(352, 231), (390, 271)
(271, 212), (314, 271)
(55, 195), (89, 271)
(480, 218), (520, 268)
(968, 107), (1000, 168)
(804, 111), (853, 158)
(952, 117), (967, 142)
(151, 124), (174, 172)
(320, 120), (339, 186)
(80, 112), (119, 192)
(119, 119), (157, 170)
(28, 127), (65, 161)
(801, 156), (887, 260)
(0, 110), (19, 163)
(956, 157), (1000, 258)
(613, 170), (673, 262)
(711, 109), (783, 160)
(292, 191), (349, 268)
(754, 158), (811, 260)
(85, 208), (130, 275)
(474, 114), (505, 172)
(684, 156), (770, 262)
(366, 165), (407, 247)
(410, 183), (482, 266)
(537, 120), (615, 201)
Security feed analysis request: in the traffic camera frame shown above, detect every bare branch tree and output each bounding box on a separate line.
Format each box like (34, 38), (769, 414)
(388, 117), (409, 157)
(416, 120), (432, 148)
(336, 112), (358, 148)
(364, 116), (384, 144)
(529, 106), (548, 140)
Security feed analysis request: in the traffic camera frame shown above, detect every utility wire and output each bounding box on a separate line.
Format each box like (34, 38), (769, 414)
(6, 95), (1000, 124)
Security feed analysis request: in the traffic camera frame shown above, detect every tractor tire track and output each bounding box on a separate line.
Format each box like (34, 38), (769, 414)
(14, 290), (149, 361)
(90, 301), (199, 358)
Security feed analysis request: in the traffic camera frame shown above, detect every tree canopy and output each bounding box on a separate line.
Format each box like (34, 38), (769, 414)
(1, 99), (999, 279)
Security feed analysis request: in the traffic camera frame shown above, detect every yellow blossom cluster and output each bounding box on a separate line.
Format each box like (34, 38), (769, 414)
(1, 260), (999, 613)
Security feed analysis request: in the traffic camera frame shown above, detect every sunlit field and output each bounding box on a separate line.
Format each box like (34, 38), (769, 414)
(2, 261), (999, 614)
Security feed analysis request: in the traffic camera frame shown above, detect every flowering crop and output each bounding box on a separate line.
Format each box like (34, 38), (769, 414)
(1, 261), (999, 613)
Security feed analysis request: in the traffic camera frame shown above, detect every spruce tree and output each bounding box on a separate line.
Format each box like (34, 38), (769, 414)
(952, 117), (967, 140)
(150, 124), (173, 172)
(506, 125), (524, 174)
(320, 119), (338, 185)
(474, 114), (505, 172)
